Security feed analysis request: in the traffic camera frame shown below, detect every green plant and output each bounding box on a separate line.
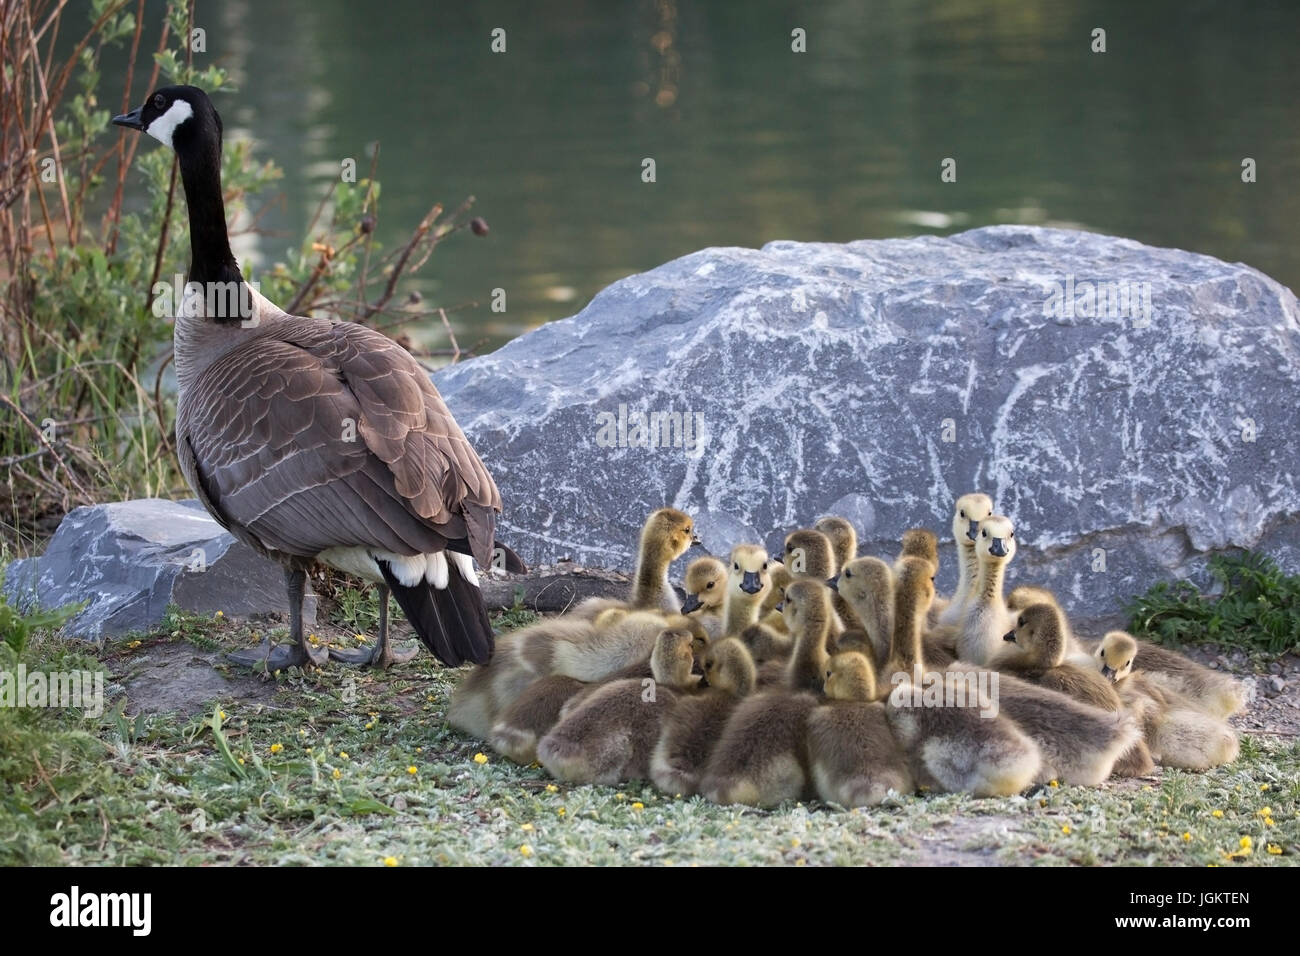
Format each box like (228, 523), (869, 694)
(1125, 551), (1300, 656)
(0, 578), (83, 656)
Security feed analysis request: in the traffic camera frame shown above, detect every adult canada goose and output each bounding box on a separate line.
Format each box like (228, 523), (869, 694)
(112, 85), (520, 671)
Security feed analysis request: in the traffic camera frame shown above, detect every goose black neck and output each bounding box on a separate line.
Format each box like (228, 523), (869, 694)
(177, 132), (246, 322)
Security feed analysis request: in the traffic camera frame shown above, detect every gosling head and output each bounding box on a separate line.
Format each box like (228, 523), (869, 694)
(823, 652), (878, 702)
(681, 556), (727, 614)
(830, 556), (893, 615)
(783, 528), (836, 580)
(727, 544), (772, 600)
(900, 528), (939, 569)
(951, 493), (994, 549)
(814, 515), (858, 571)
(113, 85), (217, 154)
(975, 514), (1017, 565)
(650, 627), (697, 688)
(895, 555), (937, 614)
(761, 563), (793, 614)
(782, 578), (833, 636)
(701, 638), (757, 696)
(1095, 631), (1138, 683)
(1006, 585), (1058, 613)
(641, 508), (700, 565)
(1001, 603), (1067, 667)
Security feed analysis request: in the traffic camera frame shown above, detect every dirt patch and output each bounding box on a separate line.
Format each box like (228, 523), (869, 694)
(112, 640), (278, 716)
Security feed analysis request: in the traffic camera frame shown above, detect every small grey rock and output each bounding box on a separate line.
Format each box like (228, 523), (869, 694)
(3, 498), (315, 640)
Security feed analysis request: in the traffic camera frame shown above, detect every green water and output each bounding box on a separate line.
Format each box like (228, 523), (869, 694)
(108, 0), (1300, 354)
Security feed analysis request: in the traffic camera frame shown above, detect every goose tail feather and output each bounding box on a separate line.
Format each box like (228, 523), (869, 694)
(378, 556), (494, 666)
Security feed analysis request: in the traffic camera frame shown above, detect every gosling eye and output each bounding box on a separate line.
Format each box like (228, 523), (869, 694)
(705, 581), (714, 589)
(1124, 660), (1132, 670)
(762, 562), (768, 571)
(706, 661), (714, 670)
(1018, 617), (1025, 627)
(982, 530), (987, 538)
(844, 568), (852, 578)
(733, 562), (739, 571)
(1009, 531), (1015, 538)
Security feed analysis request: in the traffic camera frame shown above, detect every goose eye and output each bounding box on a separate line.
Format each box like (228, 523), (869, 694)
(1009, 531), (1015, 538)
(844, 568), (852, 578)
(762, 562), (768, 571)
(733, 562), (739, 571)
(959, 510), (966, 518)
(153, 93), (166, 110)
(1018, 618), (1025, 627)
(982, 530), (987, 537)
(705, 581), (714, 589)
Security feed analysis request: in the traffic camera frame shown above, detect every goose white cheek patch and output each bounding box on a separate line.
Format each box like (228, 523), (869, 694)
(146, 99), (194, 149)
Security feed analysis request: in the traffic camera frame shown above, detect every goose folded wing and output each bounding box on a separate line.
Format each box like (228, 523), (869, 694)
(183, 321), (500, 564)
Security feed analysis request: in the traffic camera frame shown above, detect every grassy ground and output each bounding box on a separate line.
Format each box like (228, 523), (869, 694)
(2, 606), (1297, 867)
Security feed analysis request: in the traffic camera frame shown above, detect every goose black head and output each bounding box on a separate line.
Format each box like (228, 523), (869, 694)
(113, 85), (221, 155)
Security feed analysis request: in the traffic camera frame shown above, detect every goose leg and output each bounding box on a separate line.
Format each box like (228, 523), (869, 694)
(229, 567), (329, 670)
(329, 584), (419, 668)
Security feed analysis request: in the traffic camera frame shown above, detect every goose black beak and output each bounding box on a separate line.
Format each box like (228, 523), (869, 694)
(1101, 664), (1116, 681)
(967, 519), (979, 540)
(689, 533), (704, 550)
(826, 575), (839, 592)
(112, 106), (146, 131)
(774, 601), (784, 612)
(740, 571), (763, 594)
(988, 537), (1008, 558)
(680, 593), (703, 614)
(1002, 630), (1017, 642)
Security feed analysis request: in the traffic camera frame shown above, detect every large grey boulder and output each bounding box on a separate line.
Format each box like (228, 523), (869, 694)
(3, 499), (314, 640)
(436, 226), (1300, 630)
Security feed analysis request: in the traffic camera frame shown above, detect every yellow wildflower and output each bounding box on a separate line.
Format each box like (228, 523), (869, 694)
(545, 783), (558, 793)
(1048, 780), (1059, 788)
(407, 765), (418, 775)
(383, 856), (397, 867)
(1267, 844), (1283, 856)
(1259, 807), (1273, 817)
(269, 743), (283, 754)
(1182, 832), (1192, 842)
(1212, 810), (1224, 818)
(332, 768), (341, 780)
(631, 802), (644, 811)
(1061, 825), (1071, 835)
(521, 823), (535, 832)
(473, 752), (488, 765)
(520, 845), (534, 858)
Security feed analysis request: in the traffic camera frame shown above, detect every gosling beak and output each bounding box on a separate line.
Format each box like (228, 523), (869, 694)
(966, 519), (979, 541)
(1101, 664), (1116, 681)
(111, 105), (146, 131)
(740, 571), (763, 595)
(988, 537), (1008, 558)
(827, 575), (839, 592)
(689, 533), (704, 550)
(774, 601), (784, 612)
(697, 673), (710, 689)
(1002, 630), (1017, 643)
(769, 553), (783, 564)
(680, 593), (703, 614)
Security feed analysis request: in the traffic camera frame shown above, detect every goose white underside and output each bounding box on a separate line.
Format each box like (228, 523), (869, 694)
(317, 547), (479, 589)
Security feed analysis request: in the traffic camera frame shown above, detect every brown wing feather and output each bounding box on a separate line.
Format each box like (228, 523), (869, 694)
(177, 317), (500, 564)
